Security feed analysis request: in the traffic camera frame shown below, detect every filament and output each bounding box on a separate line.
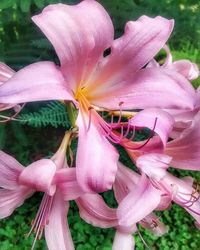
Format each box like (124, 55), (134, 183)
(26, 194), (53, 250)
(0, 103), (26, 123)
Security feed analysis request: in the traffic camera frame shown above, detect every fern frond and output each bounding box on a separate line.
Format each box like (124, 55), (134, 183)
(18, 101), (70, 128)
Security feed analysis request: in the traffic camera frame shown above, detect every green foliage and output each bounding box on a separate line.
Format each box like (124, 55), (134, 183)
(18, 101), (70, 128)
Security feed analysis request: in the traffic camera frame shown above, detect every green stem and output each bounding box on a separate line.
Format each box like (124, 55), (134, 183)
(66, 102), (76, 127)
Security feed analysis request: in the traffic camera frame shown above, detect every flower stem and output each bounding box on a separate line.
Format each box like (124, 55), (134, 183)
(66, 102), (76, 127)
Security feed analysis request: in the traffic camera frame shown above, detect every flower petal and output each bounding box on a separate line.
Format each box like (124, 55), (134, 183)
(45, 191), (74, 250)
(130, 109), (174, 147)
(88, 15), (174, 93)
(32, 1), (114, 92)
(173, 60), (199, 80)
(76, 111), (119, 193)
(89, 67), (196, 111)
(136, 153), (172, 180)
(113, 231), (135, 250)
(0, 61), (74, 105)
(0, 150), (24, 189)
(140, 213), (168, 236)
(55, 168), (85, 200)
(114, 163), (140, 203)
(0, 187), (34, 219)
(0, 62), (14, 84)
(18, 159), (57, 195)
(117, 174), (161, 227)
(165, 111), (200, 170)
(76, 193), (118, 228)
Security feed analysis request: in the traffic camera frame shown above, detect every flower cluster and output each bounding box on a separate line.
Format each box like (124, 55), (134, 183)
(0, 1), (199, 249)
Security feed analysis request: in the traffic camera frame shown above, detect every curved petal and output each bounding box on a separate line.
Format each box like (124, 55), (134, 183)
(53, 168), (76, 184)
(166, 111), (200, 170)
(45, 191), (74, 250)
(32, 1), (114, 92)
(113, 231), (135, 250)
(163, 173), (200, 224)
(117, 174), (161, 227)
(76, 111), (119, 193)
(18, 159), (57, 195)
(0, 187), (34, 219)
(136, 153), (172, 180)
(0, 62), (14, 84)
(76, 193), (118, 228)
(113, 163), (140, 203)
(87, 16), (174, 92)
(0, 150), (24, 189)
(130, 109), (174, 147)
(0, 61), (74, 105)
(173, 60), (199, 80)
(162, 45), (173, 67)
(140, 213), (168, 236)
(89, 67), (196, 111)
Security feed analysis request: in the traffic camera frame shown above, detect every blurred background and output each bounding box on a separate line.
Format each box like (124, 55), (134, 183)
(0, 0), (200, 249)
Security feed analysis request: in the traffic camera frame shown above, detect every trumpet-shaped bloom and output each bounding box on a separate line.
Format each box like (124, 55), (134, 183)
(148, 45), (200, 138)
(0, 1), (196, 192)
(165, 111), (200, 170)
(116, 166), (161, 227)
(137, 153), (200, 226)
(114, 163), (167, 248)
(0, 133), (75, 250)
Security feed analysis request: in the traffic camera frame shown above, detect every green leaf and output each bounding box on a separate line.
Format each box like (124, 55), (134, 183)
(34, 0), (45, 9)
(0, 0), (14, 9)
(18, 101), (70, 128)
(20, 0), (31, 13)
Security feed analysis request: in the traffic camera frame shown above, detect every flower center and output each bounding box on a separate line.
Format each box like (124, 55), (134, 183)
(75, 87), (91, 112)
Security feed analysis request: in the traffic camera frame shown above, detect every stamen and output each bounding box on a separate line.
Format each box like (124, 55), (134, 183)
(130, 117), (158, 150)
(0, 103), (26, 123)
(122, 121), (131, 139)
(26, 194), (53, 250)
(87, 106), (94, 132)
(137, 228), (151, 250)
(116, 102), (123, 126)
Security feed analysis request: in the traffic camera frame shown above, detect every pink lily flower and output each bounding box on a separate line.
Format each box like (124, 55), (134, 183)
(0, 132), (75, 250)
(148, 45), (199, 81)
(58, 162), (166, 249)
(148, 45), (200, 138)
(123, 108), (200, 171)
(0, 1), (196, 192)
(136, 153), (200, 227)
(76, 192), (137, 250)
(57, 167), (135, 249)
(165, 111), (200, 170)
(114, 162), (167, 248)
(167, 87), (200, 139)
(116, 163), (161, 229)
(56, 165), (135, 249)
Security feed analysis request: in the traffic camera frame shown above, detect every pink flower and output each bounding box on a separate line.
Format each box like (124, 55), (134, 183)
(165, 111), (200, 170)
(0, 132), (75, 249)
(123, 108), (200, 171)
(148, 45), (199, 81)
(114, 163), (167, 248)
(167, 89), (200, 138)
(136, 153), (200, 227)
(148, 45), (200, 138)
(0, 1), (196, 192)
(116, 163), (161, 228)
